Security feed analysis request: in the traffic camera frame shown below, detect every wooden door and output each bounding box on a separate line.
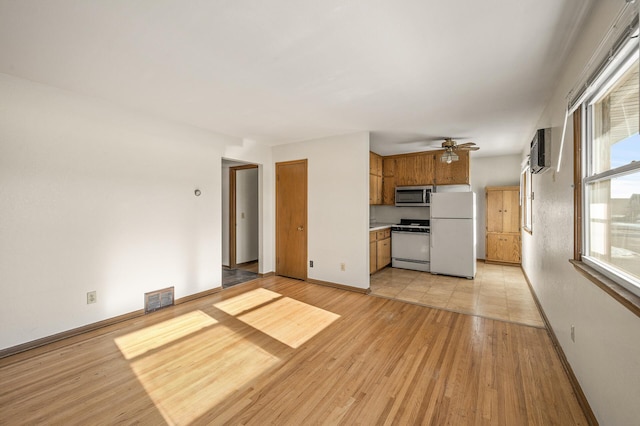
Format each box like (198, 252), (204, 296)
(276, 160), (307, 280)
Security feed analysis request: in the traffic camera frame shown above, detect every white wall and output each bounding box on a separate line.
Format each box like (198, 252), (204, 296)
(470, 154), (521, 259)
(273, 132), (370, 289)
(0, 74), (273, 350)
(522, 1), (640, 424)
(236, 168), (259, 263)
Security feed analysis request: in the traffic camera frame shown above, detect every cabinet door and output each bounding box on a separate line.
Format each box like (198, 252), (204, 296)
(502, 189), (520, 233)
(395, 156), (416, 186)
(486, 190), (504, 232)
(382, 176), (396, 205)
(376, 238), (391, 269)
(486, 233), (501, 261)
(414, 154), (435, 185)
(370, 240), (377, 274)
(369, 173), (377, 205)
(435, 150), (469, 185)
(376, 155), (383, 176)
(383, 158), (395, 177)
(369, 152), (378, 175)
(375, 175), (383, 204)
(486, 233), (521, 263)
(501, 234), (521, 263)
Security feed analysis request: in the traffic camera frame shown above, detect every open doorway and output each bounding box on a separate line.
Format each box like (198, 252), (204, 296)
(222, 159), (259, 288)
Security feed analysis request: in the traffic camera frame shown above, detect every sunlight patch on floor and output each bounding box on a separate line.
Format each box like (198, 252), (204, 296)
(128, 323), (279, 425)
(115, 310), (218, 360)
(214, 288), (341, 348)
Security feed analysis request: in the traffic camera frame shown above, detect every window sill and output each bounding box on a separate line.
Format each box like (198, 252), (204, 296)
(569, 259), (640, 318)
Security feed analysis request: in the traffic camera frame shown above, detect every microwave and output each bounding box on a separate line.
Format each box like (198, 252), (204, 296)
(395, 186), (433, 206)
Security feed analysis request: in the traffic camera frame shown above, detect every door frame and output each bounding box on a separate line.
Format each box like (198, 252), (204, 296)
(276, 159), (308, 279)
(229, 164), (258, 269)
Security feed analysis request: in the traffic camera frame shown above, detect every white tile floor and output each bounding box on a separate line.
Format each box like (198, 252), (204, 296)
(369, 261), (545, 328)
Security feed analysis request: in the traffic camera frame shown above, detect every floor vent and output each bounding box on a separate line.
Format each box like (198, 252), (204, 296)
(144, 286), (174, 314)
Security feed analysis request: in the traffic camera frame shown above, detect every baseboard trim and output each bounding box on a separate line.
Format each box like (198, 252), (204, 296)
(521, 267), (598, 426)
(0, 309), (145, 360)
(306, 278), (369, 294)
(259, 271), (275, 278)
(175, 287), (222, 305)
(0, 286), (224, 360)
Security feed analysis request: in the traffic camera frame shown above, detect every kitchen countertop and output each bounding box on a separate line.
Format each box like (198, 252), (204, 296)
(369, 223), (394, 231)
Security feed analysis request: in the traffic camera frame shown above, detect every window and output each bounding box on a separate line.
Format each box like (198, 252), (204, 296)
(581, 43), (640, 296)
(521, 162), (532, 233)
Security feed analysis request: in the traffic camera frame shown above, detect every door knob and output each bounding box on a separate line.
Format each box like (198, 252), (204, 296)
(297, 226), (304, 231)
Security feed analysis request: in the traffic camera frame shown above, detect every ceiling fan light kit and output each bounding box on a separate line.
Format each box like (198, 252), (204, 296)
(440, 151), (459, 164)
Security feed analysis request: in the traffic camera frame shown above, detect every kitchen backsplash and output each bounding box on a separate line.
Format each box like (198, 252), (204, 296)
(370, 205), (430, 224)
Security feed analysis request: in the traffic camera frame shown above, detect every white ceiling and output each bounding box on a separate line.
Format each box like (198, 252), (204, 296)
(0, 0), (594, 156)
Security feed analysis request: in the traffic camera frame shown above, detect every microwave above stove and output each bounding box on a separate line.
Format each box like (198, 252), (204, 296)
(395, 186), (433, 207)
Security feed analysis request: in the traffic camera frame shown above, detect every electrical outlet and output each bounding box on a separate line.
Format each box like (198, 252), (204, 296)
(310, 260), (314, 267)
(340, 263), (346, 271)
(570, 325), (575, 342)
(87, 291), (97, 304)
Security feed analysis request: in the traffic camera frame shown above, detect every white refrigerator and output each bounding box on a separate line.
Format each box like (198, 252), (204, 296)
(430, 191), (476, 279)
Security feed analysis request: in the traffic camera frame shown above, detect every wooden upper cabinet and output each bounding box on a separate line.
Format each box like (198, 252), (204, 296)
(414, 154), (435, 185)
(374, 149), (470, 206)
(434, 150), (469, 185)
(486, 186), (520, 233)
(394, 153), (434, 186)
(369, 152), (383, 176)
(502, 189), (520, 233)
(369, 152), (383, 205)
(382, 157), (396, 205)
(383, 157), (395, 177)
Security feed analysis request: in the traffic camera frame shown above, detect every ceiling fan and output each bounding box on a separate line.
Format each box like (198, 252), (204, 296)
(428, 138), (480, 164)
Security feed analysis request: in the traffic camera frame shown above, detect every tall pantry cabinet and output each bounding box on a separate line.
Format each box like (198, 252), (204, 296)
(485, 186), (521, 264)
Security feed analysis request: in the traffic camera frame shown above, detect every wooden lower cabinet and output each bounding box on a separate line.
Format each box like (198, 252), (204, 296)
(369, 238), (377, 274)
(370, 228), (391, 273)
(376, 238), (391, 270)
(486, 233), (521, 264)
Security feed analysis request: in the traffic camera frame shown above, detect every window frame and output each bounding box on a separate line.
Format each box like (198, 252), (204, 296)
(521, 162), (533, 234)
(579, 44), (640, 299)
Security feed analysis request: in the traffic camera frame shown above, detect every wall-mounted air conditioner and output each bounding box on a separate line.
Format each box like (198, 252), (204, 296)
(530, 128), (551, 174)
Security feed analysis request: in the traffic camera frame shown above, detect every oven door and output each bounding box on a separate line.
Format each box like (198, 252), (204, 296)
(391, 231), (430, 262)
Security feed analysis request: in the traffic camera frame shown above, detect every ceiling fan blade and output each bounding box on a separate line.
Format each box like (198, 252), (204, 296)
(457, 142), (476, 148)
(462, 146), (480, 151)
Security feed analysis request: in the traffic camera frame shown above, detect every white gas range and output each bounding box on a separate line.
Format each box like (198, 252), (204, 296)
(391, 219), (430, 272)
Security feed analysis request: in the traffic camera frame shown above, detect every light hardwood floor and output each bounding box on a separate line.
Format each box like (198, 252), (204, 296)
(0, 276), (587, 425)
(371, 262), (544, 327)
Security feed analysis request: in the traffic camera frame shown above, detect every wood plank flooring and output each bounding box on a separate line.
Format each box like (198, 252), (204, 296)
(0, 277), (587, 425)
